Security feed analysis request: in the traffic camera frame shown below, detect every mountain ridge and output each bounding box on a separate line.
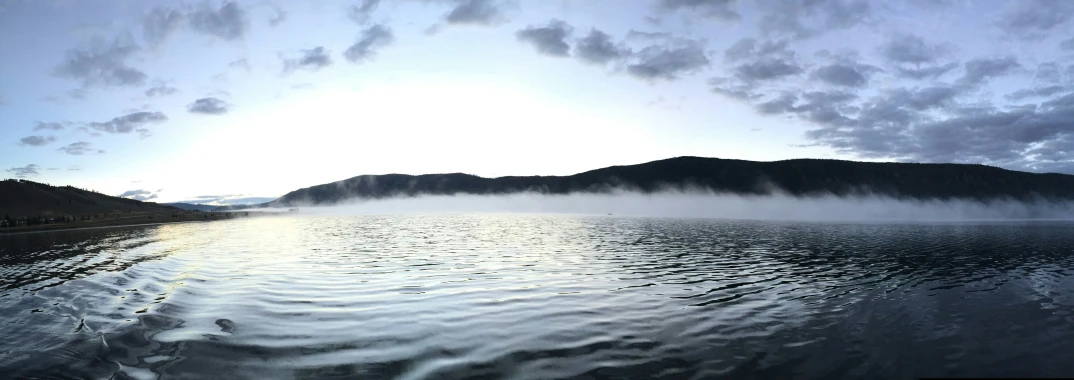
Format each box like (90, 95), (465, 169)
(254, 156), (1074, 208)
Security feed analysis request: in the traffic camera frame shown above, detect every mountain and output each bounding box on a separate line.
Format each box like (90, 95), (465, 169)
(0, 179), (265, 232)
(259, 156), (1074, 207)
(163, 203), (219, 212)
(0, 179), (180, 218)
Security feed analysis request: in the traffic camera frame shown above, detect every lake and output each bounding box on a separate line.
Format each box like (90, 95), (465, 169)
(1, 214), (1073, 379)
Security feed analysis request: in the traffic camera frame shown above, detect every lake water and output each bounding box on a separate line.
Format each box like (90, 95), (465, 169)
(1, 214), (1073, 379)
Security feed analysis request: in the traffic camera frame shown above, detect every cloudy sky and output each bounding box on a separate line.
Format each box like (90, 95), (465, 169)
(1, 0), (1072, 203)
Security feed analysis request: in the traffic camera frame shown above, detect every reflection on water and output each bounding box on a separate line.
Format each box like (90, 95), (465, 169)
(2, 215), (1074, 379)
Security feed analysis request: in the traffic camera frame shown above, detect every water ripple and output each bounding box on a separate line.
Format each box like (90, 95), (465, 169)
(2, 216), (1074, 378)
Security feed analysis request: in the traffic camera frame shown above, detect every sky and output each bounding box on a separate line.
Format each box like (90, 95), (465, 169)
(1, 0), (1072, 204)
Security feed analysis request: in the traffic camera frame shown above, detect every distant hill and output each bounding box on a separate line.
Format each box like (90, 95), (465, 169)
(0, 179), (180, 218)
(0, 179), (262, 232)
(163, 203), (219, 212)
(260, 156), (1074, 207)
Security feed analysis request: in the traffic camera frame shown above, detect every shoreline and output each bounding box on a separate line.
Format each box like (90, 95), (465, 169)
(0, 219), (206, 235)
(0, 211), (285, 235)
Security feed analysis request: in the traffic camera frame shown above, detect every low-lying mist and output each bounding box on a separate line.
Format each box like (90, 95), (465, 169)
(250, 190), (1074, 222)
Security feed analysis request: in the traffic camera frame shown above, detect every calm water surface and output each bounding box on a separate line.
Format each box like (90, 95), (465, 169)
(1, 214), (1073, 379)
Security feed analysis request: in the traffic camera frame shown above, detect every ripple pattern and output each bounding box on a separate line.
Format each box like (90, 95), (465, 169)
(2, 215), (1074, 379)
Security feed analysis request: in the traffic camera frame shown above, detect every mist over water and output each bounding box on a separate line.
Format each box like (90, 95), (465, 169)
(3, 215), (1074, 379)
(279, 190), (1074, 221)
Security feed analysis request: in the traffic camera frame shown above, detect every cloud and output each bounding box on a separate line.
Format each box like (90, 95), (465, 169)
(33, 122), (64, 131)
(958, 56), (1020, 87)
(812, 63), (873, 87)
(894, 62), (959, 80)
(145, 83), (178, 97)
(756, 0), (871, 39)
(733, 58), (803, 81)
(188, 97), (230, 115)
(143, 6), (184, 46)
(283, 46), (333, 72)
(626, 39), (710, 80)
(444, 0), (504, 25)
(657, 0), (740, 21)
(58, 142), (104, 155)
(18, 136), (56, 146)
(118, 189), (160, 201)
(267, 3), (286, 26)
(229, 58), (252, 71)
(718, 37), (805, 83)
(574, 29), (630, 64)
(996, 0), (1074, 39)
(348, 0), (380, 24)
(1062, 37), (1074, 51)
(89, 111), (168, 134)
(6, 164), (40, 178)
(880, 33), (951, 65)
(515, 19), (573, 57)
(344, 24), (394, 63)
(713, 73), (1074, 174)
(53, 33), (147, 90)
(1005, 85), (1069, 101)
(189, 1), (246, 41)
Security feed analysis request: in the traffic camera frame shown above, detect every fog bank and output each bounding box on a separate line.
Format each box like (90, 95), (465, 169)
(261, 190), (1074, 222)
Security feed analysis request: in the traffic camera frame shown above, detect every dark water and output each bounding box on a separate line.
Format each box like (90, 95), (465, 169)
(1, 215), (1073, 379)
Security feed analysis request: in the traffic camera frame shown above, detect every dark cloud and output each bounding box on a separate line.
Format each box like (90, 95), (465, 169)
(958, 56), (1020, 87)
(344, 24), (394, 63)
(626, 40), (710, 80)
(18, 136), (56, 146)
(119, 189), (160, 201)
(89, 111), (168, 134)
(58, 142), (104, 156)
(574, 29), (630, 64)
(145, 83), (179, 97)
(33, 122), (64, 131)
(894, 63), (959, 80)
(880, 33), (950, 64)
(756, 0), (871, 39)
(284, 46), (333, 72)
(188, 98), (230, 115)
(348, 0), (380, 24)
(7, 164), (40, 178)
(877, 34), (958, 80)
(996, 0), (1074, 39)
(143, 6), (184, 46)
(444, 0), (504, 25)
(733, 58), (803, 81)
(723, 38), (792, 62)
(658, 0), (739, 21)
(1005, 85), (1070, 101)
(53, 33), (147, 89)
(713, 66), (1074, 173)
(1061, 37), (1074, 51)
(189, 1), (246, 41)
(812, 63), (879, 87)
(515, 19), (573, 57)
